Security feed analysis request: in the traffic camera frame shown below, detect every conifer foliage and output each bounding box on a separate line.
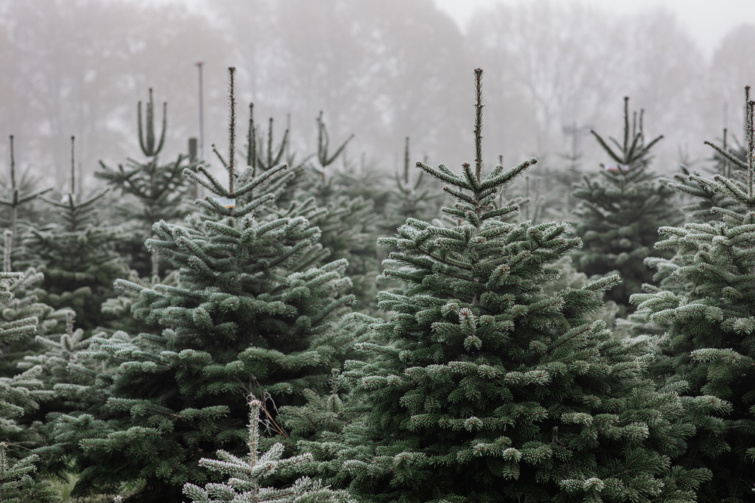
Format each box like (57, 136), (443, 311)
(320, 70), (708, 502)
(572, 98), (681, 311)
(56, 68), (354, 502)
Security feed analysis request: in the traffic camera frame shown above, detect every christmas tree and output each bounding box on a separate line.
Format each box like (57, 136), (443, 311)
(0, 235), (57, 502)
(23, 137), (130, 332)
(52, 68), (354, 502)
(183, 394), (352, 502)
(96, 88), (193, 277)
(382, 137), (438, 236)
(631, 87), (755, 501)
(571, 97), (682, 312)
(304, 70), (710, 502)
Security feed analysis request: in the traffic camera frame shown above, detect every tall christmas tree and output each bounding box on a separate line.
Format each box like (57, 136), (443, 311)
(571, 97), (682, 312)
(304, 70), (711, 502)
(96, 88), (193, 277)
(52, 68), (354, 502)
(631, 87), (755, 501)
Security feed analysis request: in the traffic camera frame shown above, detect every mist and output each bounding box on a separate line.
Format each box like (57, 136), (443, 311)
(1, 0), (753, 190)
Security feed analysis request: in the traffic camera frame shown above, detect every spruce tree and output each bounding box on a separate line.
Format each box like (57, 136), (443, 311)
(183, 394), (352, 502)
(571, 97), (682, 312)
(305, 70), (710, 502)
(631, 87), (755, 501)
(52, 68), (354, 502)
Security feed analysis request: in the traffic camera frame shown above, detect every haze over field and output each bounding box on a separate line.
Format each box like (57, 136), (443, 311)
(1, 0), (754, 188)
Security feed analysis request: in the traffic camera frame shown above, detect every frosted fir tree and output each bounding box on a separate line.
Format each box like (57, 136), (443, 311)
(305, 70), (710, 502)
(23, 137), (129, 332)
(0, 240), (57, 502)
(0, 230), (70, 378)
(183, 395), (352, 502)
(630, 87), (755, 501)
(96, 88), (193, 277)
(293, 112), (380, 311)
(571, 97), (682, 312)
(53, 68), (354, 502)
(382, 136), (438, 236)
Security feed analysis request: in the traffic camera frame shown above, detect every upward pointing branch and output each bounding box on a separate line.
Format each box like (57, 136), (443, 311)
(9, 136), (15, 192)
(70, 136), (76, 196)
(474, 68), (484, 182)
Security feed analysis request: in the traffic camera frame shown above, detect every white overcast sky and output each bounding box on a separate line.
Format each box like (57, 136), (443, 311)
(435, 0), (755, 54)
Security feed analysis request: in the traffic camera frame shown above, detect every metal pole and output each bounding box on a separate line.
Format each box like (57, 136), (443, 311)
(196, 61), (205, 161)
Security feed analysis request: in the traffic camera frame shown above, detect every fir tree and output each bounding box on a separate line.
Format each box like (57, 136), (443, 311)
(96, 89), (193, 277)
(0, 237), (57, 502)
(0, 231), (69, 377)
(52, 68), (354, 502)
(383, 137), (438, 236)
(305, 70), (710, 503)
(571, 97), (682, 312)
(183, 395), (352, 502)
(631, 87), (755, 501)
(23, 137), (129, 332)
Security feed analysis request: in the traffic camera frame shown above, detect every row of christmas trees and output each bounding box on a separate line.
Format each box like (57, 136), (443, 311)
(0, 67), (753, 502)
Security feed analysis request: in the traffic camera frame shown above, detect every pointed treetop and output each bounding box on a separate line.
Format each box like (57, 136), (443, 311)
(704, 86), (755, 199)
(474, 68), (484, 182)
(9, 135), (15, 190)
(228, 67), (236, 195)
(70, 135), (76, 196)
(590, 96), (663, 168)
(137, 87), (167, 158)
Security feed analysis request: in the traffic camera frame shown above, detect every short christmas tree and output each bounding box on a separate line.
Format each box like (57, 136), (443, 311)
(631, 87), (755, 501)
(307, 70), (710, 502)
(23, 137), (129, 332)
(571, 97), (682, 312)
(183, 394), (352, 502)
(382, 136), (438, 236)
(53, 68), (354, 502)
